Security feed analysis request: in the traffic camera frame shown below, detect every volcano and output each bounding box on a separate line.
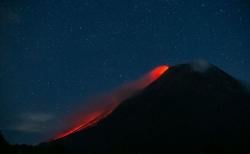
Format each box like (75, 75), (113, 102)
(2, 62), (250, 153)
(40, 61), (250, 153)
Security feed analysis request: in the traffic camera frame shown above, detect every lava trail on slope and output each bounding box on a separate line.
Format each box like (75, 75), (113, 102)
(54, 65), (169, 140)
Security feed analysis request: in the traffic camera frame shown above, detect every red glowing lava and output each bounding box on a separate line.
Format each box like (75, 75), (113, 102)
(55, 109), (115, 140)
(133, 65), (169, 89)
(149, 65), (169, 81)
(54, 65), (169, 140)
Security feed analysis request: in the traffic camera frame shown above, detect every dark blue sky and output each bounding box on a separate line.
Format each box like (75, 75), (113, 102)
(1, 0), (250, 144)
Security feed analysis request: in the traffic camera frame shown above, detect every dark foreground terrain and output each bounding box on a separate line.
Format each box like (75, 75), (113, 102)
(1, 62), (250, 153)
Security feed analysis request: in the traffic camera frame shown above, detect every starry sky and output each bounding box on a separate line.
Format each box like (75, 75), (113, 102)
(1, 0), (250, 144)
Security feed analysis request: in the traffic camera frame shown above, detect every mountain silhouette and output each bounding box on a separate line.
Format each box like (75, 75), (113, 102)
(46, 62), (250, 153)
(2, 62), (250, 153)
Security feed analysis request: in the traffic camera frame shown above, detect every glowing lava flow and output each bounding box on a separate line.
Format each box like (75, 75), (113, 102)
(143, 65), (169, 87)
(54, 109), (115, 140)
(149, 65), (169, 81)
(54, 65), (169, 140)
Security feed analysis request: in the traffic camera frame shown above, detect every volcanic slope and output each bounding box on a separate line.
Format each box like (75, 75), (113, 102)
(47, 62), (250, 153)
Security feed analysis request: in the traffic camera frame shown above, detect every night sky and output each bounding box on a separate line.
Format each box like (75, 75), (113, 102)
(1, 0), (250, 144)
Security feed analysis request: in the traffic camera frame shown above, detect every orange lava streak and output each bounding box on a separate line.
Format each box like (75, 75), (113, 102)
(54, 65), (169, 140)
(54, 105), (116, 140)
(148, 65), (169, 82)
